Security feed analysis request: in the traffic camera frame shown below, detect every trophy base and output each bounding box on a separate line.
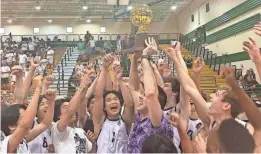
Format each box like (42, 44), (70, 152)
(121, 33), (159, 54)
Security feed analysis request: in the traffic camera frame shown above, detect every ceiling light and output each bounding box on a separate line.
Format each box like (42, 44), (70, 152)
(47, 19), (52, 23)
(127, 6), (133, 10)
(7, 19), (12, 23)
(171, 5), (177, 10)
(35, 6), (41, 10)
(82, 6), (88, 10)
(86, 19), (91, 23)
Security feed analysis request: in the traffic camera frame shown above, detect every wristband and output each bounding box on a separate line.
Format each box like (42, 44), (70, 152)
(141, 55), (151, 61)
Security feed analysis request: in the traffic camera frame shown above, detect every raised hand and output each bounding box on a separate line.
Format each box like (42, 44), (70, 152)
(243, 37), (261, 64)
(193, 134), (207, 153)
(220, 67), (236, 86)
(80, 71), (93, 87)
(193, 57), (204, 73)
(44, 89), (56, 102)
(44, 75), (55, 86)
(33, 77), (43, 89)
(113, 64), (123, 80)
(253, 22), (261, 37)
(102, 54), (114, 69)
(142, 37), (158, 55)
(113, 55), (121, 66)
(12, 65), (23, 77)
(167, 112), (180, 127)
(30, 58), (41, 69)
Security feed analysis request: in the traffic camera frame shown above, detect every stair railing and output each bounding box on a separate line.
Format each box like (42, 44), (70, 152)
(64, 54), (67, 66)
(57, 65), (61, 95)
(61, 58), (65, 88)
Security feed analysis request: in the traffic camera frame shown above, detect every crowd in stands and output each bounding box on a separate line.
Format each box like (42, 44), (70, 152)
(1, 23), (261, 154)
(1, 36), (55, 107)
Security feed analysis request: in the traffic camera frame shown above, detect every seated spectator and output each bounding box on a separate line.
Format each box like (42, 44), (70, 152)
(249, 68), (256, 80)
(236, 69), (243, 80)
(184, 56), (193, 68)
(245, 76), (259, 91)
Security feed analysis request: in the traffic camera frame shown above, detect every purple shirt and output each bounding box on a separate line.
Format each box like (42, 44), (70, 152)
(127, 113), (174, 153)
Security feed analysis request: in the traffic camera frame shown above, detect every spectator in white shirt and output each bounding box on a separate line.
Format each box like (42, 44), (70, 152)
(21, 41), (28, 51)
(19, 52), (29, 72)
(47, 47), (54, 65)
(89, 37), (96, 53)
(1, 62), (11, 86)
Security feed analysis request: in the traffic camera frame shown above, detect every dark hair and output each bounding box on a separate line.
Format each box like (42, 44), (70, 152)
(53, 98), (71, 122)
(141, 134), (177, 153)
(87, 95), (95, 109)
(218, 119), (255, 153)
(103, 90), (124, 109)
(1, 104), (27, 136)
(158, 86), (167, 110)
(217, 86), (242, 118)
(164, 77), (180, 103)
(140, 82), (167, 110)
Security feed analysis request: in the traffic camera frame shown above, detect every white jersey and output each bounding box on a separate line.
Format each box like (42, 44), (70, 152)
(210, 118), (248, 130)
(163, 107), (181, 153)
(28, 119), (53, 153)
(187, 118), (203, 140)
(51, 121), (92, 153)
(1, 135), (31, 154)
(97, 117), (128, 153)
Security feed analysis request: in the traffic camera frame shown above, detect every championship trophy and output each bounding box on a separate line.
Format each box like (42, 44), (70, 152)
(122, 4), (159, 53)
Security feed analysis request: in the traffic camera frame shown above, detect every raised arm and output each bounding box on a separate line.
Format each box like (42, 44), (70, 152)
(168, 112), (194, 153)
(41, 75), (55, 95)
(12, 66), (24, 104)
(7, 80), (42, 153)
(113, 64), (135, 131)
(25, 90), (56, 142)
(222, 67), (261, 150)
(93, 54), (113, 135)
(129, 52), (141, 91)
(150, 62), (165, 89)
(57, 73), (91, 132)
(165, 43), (211, 130)
(78, 68), (97, 128)
(243, 37), (261, 82)
(142, 37), (162, 127)
(192, 57), (204, 92)
(24, 59), (40, 103)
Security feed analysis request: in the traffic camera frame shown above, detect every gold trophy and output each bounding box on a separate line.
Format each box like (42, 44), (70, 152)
(122, 4), (159, 53)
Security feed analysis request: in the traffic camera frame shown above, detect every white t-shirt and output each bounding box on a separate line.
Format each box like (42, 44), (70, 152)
(47, 50), (54, 64)
(21, 44), (28, 51)
(89, 40), (95, 48)
(187, 118), (203, 140)
(97, 117), (128, 153)
(5, 53), (14, 63)
(1, 135), (31, 154)
(1, 66), (10, 78)
(19, 54), (28, 64)
(28, 42), (35, 51)
(51, 122), (92, 153)
(28, 119), (53, 153)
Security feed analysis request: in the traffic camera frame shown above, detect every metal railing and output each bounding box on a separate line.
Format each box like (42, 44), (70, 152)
(1, 33), (182, 43)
